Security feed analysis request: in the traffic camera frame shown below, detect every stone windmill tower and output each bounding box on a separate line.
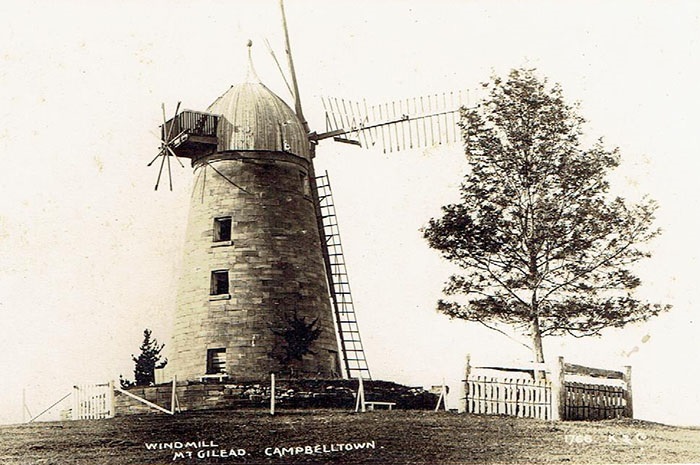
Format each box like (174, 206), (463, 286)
(151, 1), (465, 384)
(156, 44), (344, 382)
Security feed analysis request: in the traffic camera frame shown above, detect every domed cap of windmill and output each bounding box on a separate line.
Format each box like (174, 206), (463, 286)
(207, 41), (310, 160)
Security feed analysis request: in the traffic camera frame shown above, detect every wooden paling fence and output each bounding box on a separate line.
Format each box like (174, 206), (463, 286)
(463, 355), (633, 421)
(564, 381), (627, 420)
(562, 362), (632, 420)
(466, 376), (552, 420)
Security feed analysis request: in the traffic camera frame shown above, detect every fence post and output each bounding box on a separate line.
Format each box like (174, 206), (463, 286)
(72, 385), (79, 420)
(435, 378), (448, 412)
(461, 354), (471, 414)
(623, 365), (633, 419)
(355, 377), (366, 413)
(108, 380), (116, 418)
(270, 373), (276, 416)
(550, 356), (565, 421)
(170, 376), (179, 415)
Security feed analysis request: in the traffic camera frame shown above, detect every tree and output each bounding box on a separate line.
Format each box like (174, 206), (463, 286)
(121, 329), (168, 388)
(423, 68), (669, 371)
(269, 311), (322, 366)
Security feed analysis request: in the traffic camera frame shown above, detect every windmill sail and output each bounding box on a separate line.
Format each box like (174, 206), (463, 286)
(318, 91), (472, 153)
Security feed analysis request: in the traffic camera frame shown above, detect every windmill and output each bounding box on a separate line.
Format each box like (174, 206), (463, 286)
(151, 1), (467, 383)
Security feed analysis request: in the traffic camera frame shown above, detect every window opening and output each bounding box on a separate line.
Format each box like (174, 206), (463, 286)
(210, 270), (229, 295)
(214, 216), (232, 242)
(206, 348), (226, 374)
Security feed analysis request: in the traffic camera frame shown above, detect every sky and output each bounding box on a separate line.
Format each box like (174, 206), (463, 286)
(0, 0), (698, 426)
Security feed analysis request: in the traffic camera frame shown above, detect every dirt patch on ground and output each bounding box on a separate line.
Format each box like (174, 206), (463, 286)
(1, 410), (698, 464)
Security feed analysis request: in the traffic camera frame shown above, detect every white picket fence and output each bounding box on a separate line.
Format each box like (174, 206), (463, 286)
(71, 382), (115, 420)
(466, 375), (552, 420)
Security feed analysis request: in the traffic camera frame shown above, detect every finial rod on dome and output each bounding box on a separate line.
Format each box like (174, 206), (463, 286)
(245, 39), (261, 83)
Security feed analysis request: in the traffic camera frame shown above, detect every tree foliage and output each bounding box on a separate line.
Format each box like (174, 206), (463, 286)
(121, 328), (168, 388)
(423, 68), (669, 364)
(270, 311), (322, 365)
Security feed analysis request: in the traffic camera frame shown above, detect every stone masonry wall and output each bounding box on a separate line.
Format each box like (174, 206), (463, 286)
(167, 151), (341, 382)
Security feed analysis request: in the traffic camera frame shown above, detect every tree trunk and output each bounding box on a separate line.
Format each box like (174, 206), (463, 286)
(529, 316), (546, 381)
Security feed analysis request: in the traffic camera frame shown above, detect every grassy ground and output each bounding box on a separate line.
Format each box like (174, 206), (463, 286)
(1, 409), (698, 464)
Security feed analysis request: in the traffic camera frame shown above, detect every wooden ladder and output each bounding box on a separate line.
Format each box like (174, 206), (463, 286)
(315, 171), (371, 380)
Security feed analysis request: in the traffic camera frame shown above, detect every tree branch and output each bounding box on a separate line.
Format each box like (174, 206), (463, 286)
(477, 320), (533, 351)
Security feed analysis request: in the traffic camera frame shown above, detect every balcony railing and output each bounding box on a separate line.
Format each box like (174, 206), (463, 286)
(161, 110), (218, 141)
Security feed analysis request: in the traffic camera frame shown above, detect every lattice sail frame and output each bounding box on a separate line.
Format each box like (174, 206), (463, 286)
(319, 90), (472, 153)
